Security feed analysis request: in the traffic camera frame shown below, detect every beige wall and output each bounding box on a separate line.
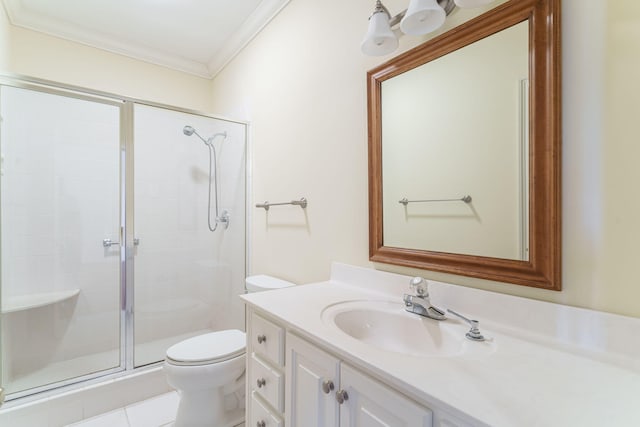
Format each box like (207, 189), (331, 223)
(0, 2), (9, 69)
(0, 5), (212, 111)
(211, 0), (640, 319)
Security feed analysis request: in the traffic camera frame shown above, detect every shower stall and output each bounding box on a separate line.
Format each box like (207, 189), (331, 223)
(0, 79), (247, 401)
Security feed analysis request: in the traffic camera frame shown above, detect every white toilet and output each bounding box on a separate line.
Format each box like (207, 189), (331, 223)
(163, 275), (295, 427)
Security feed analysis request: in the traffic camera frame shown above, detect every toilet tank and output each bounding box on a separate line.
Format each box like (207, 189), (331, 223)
(245, 275), (295, 293)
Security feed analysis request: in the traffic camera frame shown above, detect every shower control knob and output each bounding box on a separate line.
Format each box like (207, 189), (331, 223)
(257, 421), (266, 427)
(257, 378), (266, 388)
(257, 334), (267, 344)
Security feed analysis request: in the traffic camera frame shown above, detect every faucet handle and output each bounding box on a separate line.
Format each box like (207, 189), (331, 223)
(447, 309), (486, 341)
(409, 277), (428, 297)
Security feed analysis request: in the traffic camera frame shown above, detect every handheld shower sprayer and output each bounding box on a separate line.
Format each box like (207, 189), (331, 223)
(183, 125), (227, 146)
(182, 125), (230, 232)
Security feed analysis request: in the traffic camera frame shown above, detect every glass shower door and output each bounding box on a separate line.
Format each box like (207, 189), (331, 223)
(0, 85), (123, 397)
(132, 104), (246, 367)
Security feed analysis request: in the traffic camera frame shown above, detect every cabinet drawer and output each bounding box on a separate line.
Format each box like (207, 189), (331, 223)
(251, 391), (283, 427)
(252, 312), (285, 366)
(251, 353), (284, 412)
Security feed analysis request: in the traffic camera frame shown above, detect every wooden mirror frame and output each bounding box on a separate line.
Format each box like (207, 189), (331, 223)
(367, 0), (561, 290)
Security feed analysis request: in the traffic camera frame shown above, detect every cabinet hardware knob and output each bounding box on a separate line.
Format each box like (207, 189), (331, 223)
(336, 389), (349, 404)
(322, 380), (335, 394)
(257, 334), (267, 344)
(257, 378), (266, 388)
(256, 421), (266, 427)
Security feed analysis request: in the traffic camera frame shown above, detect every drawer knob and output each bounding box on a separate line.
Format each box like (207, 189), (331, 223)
(257, 421), (266, 427)
(257, 334), (267, 344)
(336, 389), (349, 404)
(256, 378), (266, 388)
(322, 380), (334, 394)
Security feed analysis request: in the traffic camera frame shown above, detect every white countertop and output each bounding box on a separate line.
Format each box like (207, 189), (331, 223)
(241, 264), (640, 426)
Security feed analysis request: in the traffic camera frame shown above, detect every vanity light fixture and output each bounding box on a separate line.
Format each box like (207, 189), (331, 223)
(361, 0), (495, 56)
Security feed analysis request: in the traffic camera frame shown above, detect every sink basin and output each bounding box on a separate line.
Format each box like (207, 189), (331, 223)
(322, 300), (494, 357)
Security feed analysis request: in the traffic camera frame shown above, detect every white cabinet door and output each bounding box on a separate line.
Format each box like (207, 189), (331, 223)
(339, 364), (433, 427)
(286, 332), (340, 427)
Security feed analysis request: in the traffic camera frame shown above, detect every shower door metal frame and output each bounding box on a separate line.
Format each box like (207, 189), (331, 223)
(0, 78), (128, 401)
(122, 101), (135, 372)
(0, 73), (250, 403)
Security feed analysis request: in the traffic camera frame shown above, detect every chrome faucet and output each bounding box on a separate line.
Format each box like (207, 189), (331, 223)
(403, 277), (446, 320)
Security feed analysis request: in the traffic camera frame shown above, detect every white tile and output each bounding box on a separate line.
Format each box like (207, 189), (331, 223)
(0, 406), (51, 427)
(0, 397), (51, 427)
(66, 409), (129, 427)
(125, 392), (179, 427)
(81, 379), (128, 420)
(117, 368), (173, 406)
(46, 389), (84, 427)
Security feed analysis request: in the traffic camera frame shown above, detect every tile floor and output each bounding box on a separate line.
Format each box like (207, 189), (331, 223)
(65, 391), (246, 427)
(66, 392), (179, 427)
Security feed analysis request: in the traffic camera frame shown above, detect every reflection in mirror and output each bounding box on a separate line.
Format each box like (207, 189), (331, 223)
(368, 0), (561, 290)
(381, 21), (529, 261)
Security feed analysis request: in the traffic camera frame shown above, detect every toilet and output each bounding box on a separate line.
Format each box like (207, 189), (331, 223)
(163, 275), (295, 427)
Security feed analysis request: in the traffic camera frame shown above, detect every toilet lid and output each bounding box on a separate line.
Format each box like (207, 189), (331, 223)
(166, 329), (246, 365)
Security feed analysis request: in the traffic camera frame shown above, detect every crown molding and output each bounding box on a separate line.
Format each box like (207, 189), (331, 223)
(2, 0), (291, 79)
(207, 0), (292, 77)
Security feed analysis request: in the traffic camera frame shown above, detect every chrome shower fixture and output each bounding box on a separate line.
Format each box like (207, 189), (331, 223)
(183, 125), (229, 232)
(183, 125), (227, 146)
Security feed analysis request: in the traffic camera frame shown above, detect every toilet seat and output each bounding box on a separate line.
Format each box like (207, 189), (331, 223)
(166, 329), (246, 366)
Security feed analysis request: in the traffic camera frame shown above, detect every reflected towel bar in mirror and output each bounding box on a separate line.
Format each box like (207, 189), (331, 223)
(256, 197), (308, 211)
(399, 195), (472, 206)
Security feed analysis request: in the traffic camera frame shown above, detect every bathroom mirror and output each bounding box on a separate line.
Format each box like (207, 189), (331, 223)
(368, 0), (561, 289)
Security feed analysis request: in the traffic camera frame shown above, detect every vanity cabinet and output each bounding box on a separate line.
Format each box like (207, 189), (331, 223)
(286, 331), (432, 427)
(247, 308), (471, 427)
(285, 332), (340, 426)
(339, 363), (433, 427)
(247, 310), (286, 427)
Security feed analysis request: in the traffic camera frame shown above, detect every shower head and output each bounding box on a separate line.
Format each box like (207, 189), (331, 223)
(183, 125), (208, 145)
(183, 125), (227, 145)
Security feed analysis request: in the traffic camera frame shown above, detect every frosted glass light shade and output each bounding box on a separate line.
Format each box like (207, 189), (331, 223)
(400, 0), (446, 36)
(454, 0), (494, 8)
(361, 10), (399, 56)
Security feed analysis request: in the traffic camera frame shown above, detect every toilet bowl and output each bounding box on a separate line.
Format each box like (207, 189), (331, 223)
(164, 330), (246, 427)
(164, 275), (294, 427)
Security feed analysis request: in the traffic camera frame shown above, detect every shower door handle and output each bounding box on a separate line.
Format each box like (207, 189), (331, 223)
(103, 238), (120, 247)
(103, 238), (140, 247)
